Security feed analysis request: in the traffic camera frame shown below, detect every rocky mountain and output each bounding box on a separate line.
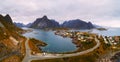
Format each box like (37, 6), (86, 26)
(30, 15), (95, 30)
(0, 14), (25, 60)
(0, 14), (23, 32)
(61, 19), (95, 29)
(30, 15), (60, 29)
(0, 14), (25, 44)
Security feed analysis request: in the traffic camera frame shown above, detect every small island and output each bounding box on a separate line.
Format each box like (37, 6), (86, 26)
(96, 28), (107, 31)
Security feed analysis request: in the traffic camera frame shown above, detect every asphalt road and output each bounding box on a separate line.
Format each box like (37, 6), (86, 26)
(22, 38), (31, 62)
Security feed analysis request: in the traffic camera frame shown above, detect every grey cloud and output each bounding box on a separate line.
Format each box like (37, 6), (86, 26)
(0, 0), (120, 27)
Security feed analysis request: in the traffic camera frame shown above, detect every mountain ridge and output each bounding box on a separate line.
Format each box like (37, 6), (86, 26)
(29, 16), (95, 29)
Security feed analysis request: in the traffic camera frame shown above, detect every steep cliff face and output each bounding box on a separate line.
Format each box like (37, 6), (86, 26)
(62, 19), (94, 29)
(30, 15), (60, 29)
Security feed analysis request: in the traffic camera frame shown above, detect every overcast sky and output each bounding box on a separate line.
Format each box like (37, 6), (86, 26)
(0, 0), (120, 27)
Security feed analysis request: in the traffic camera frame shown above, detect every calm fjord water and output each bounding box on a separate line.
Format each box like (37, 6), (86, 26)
(23, 27), (120, 53)
(23, 28), (77, 53)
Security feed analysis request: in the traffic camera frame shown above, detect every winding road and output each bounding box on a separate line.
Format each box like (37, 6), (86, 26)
(22, 38), (31, 62)
(22, 37), (100, 62)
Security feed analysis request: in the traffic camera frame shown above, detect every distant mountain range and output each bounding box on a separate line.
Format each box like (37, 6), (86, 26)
(28, 15), (95, 30)
(14, 22), (25, 27)
(14, 15), (103, 30)
(14, 22), (32, 27)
